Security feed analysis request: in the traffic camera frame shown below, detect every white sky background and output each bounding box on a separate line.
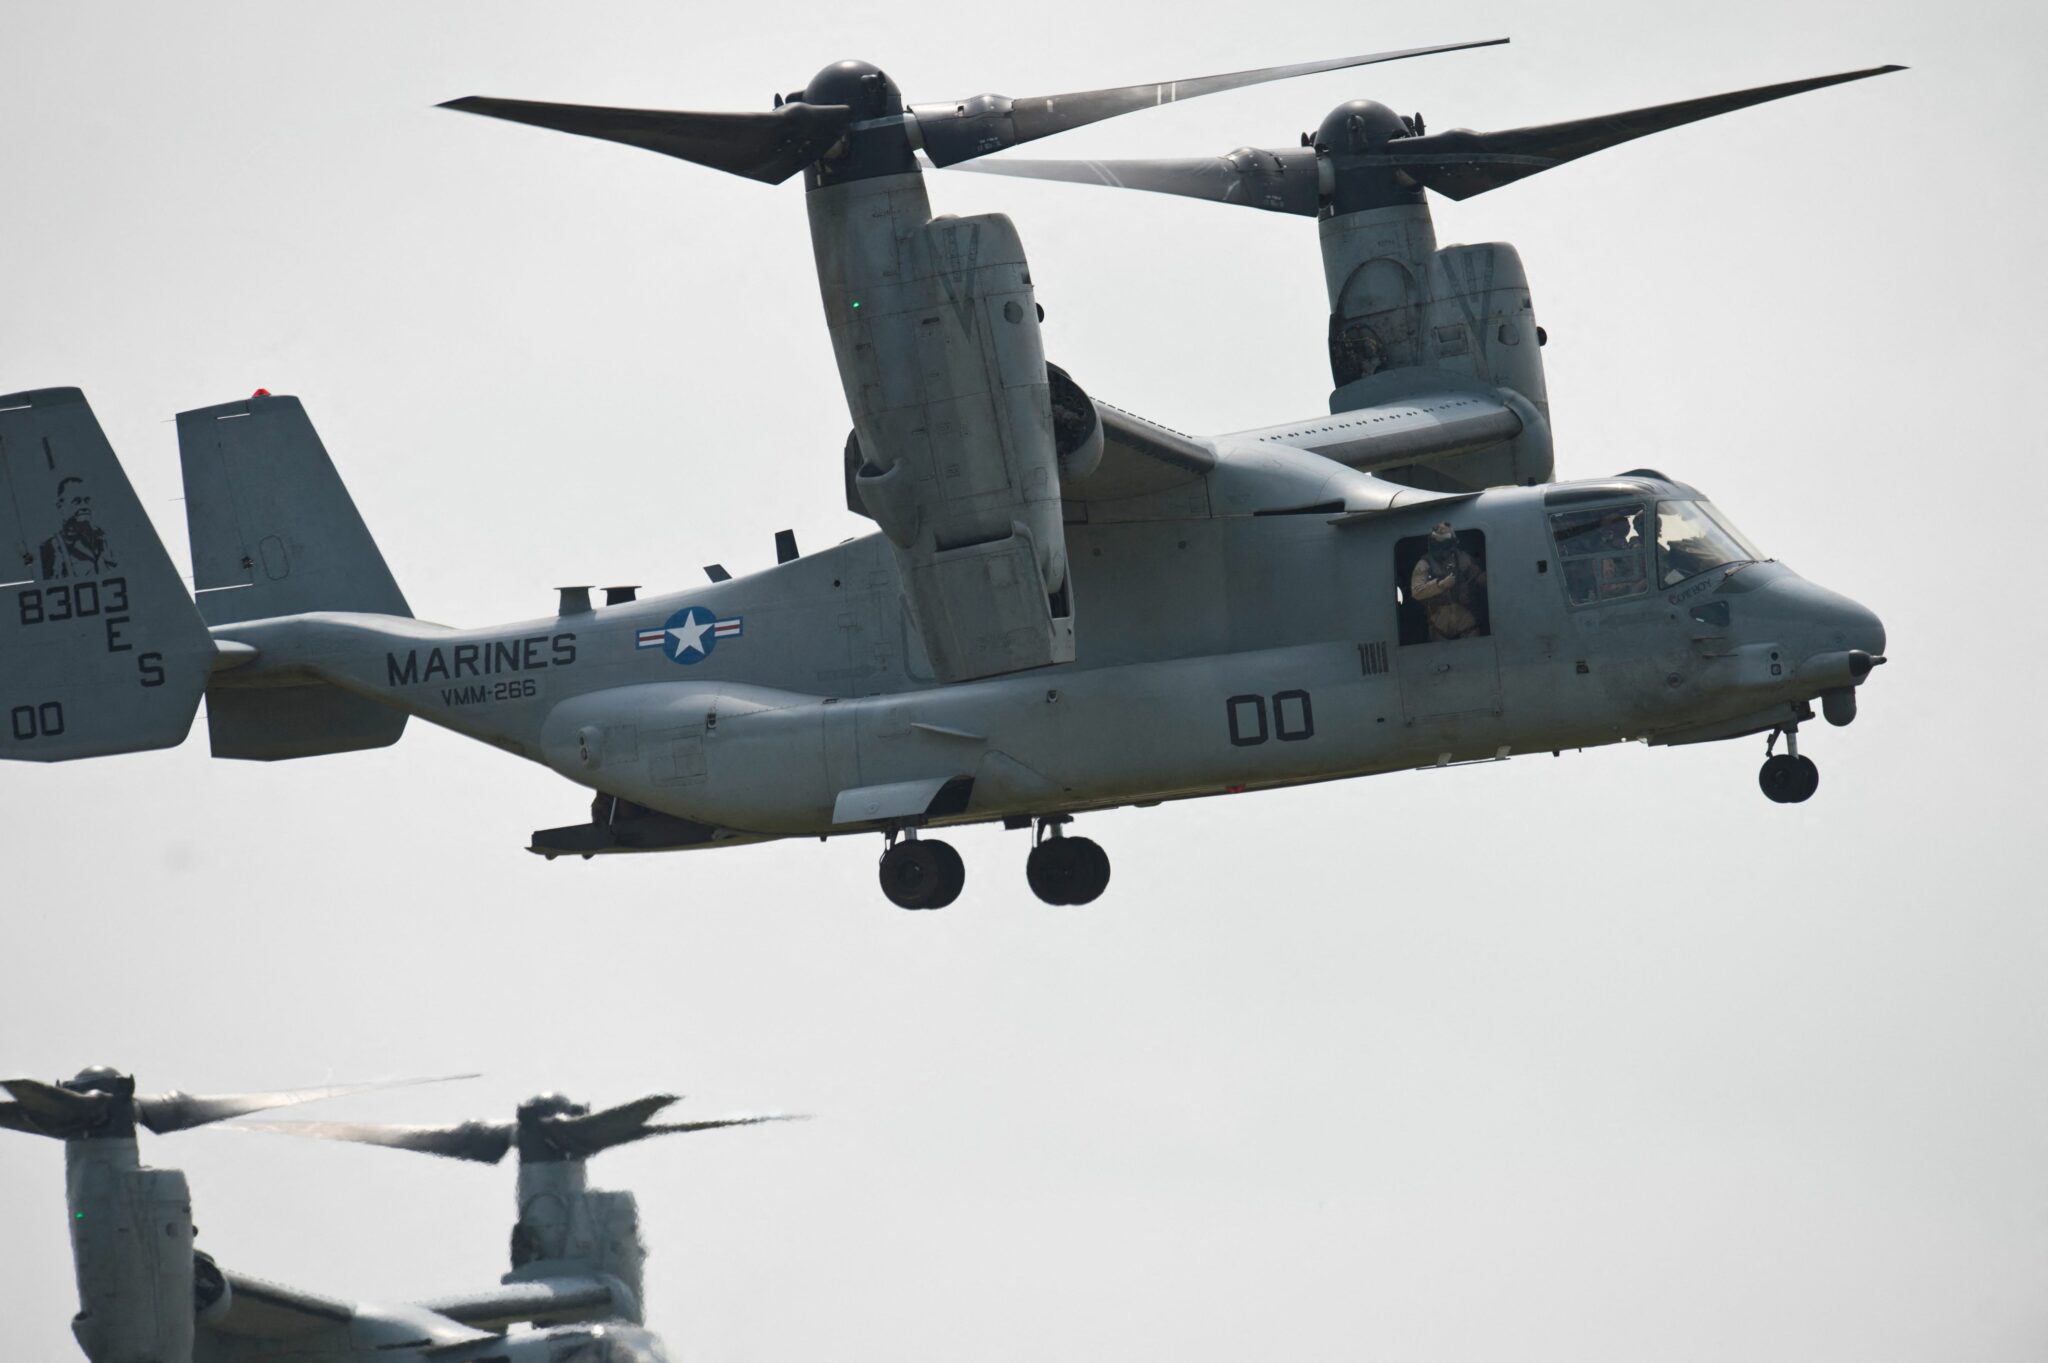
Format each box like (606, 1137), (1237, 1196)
(2, 1), (2044, 1359)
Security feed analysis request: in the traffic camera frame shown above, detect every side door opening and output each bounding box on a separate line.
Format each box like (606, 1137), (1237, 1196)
(1394, 523), (1502, 720)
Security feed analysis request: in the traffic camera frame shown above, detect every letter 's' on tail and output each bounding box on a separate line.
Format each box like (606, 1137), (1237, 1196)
(0, 389), (214, 760)
(177, 392), (413, 759)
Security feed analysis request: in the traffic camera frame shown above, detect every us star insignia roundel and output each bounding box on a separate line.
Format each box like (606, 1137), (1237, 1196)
(635, 606), (742, 665)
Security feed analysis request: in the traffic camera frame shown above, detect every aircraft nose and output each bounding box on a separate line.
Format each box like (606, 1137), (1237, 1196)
(1771, 578), (1885, 726)
(1846, 598), (1885, 659)
(1756, 575), (1886, 659)
(1822, 588), (1885, 660)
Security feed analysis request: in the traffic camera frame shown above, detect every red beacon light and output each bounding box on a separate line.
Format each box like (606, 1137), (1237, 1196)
(251, 388), (271, 398)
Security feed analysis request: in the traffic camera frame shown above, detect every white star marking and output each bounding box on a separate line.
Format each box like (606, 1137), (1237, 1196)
(667, 611), (713, 657)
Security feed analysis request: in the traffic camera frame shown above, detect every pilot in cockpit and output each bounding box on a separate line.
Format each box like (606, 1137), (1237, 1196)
(1596, 511), (1646, 599)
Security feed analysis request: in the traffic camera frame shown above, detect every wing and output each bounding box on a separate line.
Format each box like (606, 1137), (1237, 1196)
(414, 1274), (624, 1331)
(1226, 390), (1523, 475)
(207, 1268), (496, 1349)
(206, 1269), (355, 1341)
(1063, 402), (1217, 501)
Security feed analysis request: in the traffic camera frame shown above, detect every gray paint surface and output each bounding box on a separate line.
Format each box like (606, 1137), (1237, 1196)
(1, 5), (2042, 1363)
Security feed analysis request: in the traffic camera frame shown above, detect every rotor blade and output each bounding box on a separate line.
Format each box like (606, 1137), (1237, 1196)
(951, 147), (1321, 215)
(641, 1114), (809, 1138)
(227, 1119), (517, 1164)
(0, 1078), (108, 1131)
(913, 38), (1506, 167)
(0, 1102), (44, 1135)
(136, 1073), (480, 1135)
(438, 96), (856, 184)
(1371, 64), (1905, 200)
(540, 1093), (683, 1158)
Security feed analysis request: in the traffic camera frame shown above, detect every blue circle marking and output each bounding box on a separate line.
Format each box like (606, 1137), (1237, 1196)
(661, 606), (719, 665)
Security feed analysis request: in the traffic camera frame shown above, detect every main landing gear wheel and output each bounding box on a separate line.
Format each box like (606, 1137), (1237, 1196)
(879, 837), (965, 910)
(1759, 728), (1820, 804)
(1026, 834), (1111, 906)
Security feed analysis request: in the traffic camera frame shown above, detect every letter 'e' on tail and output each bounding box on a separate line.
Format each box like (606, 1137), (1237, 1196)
(0, 388), (213, 760)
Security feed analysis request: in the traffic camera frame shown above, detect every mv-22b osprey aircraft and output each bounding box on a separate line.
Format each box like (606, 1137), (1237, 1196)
(1, 1066), (793, 1362)
(0, 42), (1896, 908)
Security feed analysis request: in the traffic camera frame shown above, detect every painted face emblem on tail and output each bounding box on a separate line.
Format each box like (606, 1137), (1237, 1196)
(636, 606), (742, 665)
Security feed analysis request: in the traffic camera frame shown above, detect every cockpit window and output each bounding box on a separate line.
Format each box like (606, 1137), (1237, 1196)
(1655, 500), (1759, 586)
(1549, 504), (1648, 606)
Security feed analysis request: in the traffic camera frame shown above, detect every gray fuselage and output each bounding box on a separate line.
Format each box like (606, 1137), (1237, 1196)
(215, 465), (1884, 847)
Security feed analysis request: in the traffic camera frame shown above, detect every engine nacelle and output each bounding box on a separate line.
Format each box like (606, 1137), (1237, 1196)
(1046, 362), (1104, 484)
(844, 361), (1101, 512)
(192, 1251), (232, 1326)
(811, 176), (1075, 681)
(1321, 203), (1553, 490)
(511, 1161), (646, 1325)
(65, 1143), (196, 1363)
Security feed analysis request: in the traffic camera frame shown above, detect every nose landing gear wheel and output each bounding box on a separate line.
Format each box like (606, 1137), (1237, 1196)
(1759, 753), (1820, 803)
(880, 837), (965, 909)
(1026, 835), (1111, 905)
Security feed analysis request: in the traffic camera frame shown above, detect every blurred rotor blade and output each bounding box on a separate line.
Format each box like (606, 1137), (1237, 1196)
(544, 1093), (682, 1158)
(228, 1118), (517, 1164)
(0, 1080), (107, 1137)
(952, 147), (1321, 215)
(641, 1114), (810, 1138)
(439, 96), (855, 184)
(1371, 64), (1905, 200)
(913, 38), (1506, 167)
(136, 1073), (480, 1135)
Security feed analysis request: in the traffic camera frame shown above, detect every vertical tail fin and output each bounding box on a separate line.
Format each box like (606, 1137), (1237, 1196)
(176, 393), (410, 760)
(0, 388), (213, 761)
(176, 393), (410, 623)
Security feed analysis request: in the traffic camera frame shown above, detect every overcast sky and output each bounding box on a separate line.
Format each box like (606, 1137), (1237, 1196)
(3, 2), (2044, 1360)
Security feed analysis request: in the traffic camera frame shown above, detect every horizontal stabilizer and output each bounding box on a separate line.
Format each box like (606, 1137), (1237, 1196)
(178, 393), (410, 759)
(204, 678), (407, 761)
(0, 388), (213, 761)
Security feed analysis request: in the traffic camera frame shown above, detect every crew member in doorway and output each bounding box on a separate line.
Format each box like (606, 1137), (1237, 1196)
(1410, 522), (1486, 641)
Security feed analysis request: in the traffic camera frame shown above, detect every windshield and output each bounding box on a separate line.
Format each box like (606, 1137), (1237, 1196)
(1655, 501), (1760, 587)
(1549, 503), (1649, 605)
